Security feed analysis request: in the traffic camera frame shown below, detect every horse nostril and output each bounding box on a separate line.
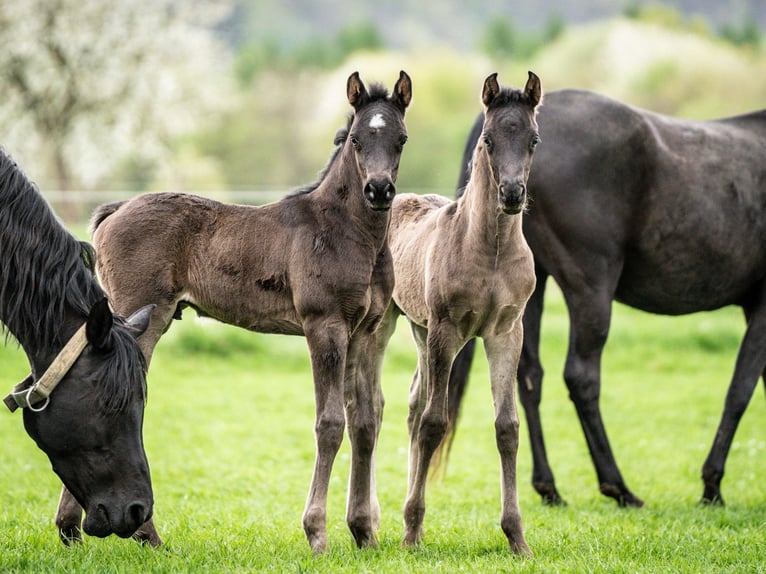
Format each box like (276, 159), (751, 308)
(127, 502), (148, 527)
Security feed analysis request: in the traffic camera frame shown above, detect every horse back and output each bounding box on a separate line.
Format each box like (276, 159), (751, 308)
(525, 90), (766, 313)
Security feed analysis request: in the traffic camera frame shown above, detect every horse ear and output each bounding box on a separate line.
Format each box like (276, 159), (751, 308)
(482, 73), (501, 108)
(392, 70), (412, 113)
(347, 71), (369, 110)
(524, 71), (542, 108)
(86, 297), (113, 351)
(125, 304), (155, 339)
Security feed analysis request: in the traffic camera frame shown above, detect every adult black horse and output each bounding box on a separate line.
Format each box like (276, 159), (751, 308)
(0, 147), (155, 541)
(448, 89), (766, 508)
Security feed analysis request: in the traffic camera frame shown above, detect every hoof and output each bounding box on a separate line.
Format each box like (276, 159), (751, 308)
(402, 527), (423, 548)
(58, 525), (82, 546)
(509, 539), (533, 558)
(534, 482), (567, 506)
(600, 483), (644, 508)
(307, 533), (328, 554)
(132, 521), (163, 547)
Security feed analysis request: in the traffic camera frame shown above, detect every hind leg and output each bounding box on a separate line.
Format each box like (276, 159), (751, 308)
(700, 301), (766, 504)
(402, 322), (460, 547)
(517, 271), (565, 505)
(562, 286), (642, 507)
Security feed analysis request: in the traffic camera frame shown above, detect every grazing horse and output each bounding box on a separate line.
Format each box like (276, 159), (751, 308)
(375, 72), (541, 555)
(0, 147), (155, 540)
(54, 71), (412, 553)
(449, 89), (766, 507)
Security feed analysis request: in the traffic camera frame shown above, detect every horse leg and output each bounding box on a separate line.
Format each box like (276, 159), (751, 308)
(343, 330), (382, 548)
(700, 300), (766, 504)
(563, 288), (643, 507)
(517, 270), (564, 505)
(485, 325), (532, 556)
(405, 323), (428, 502)
(55, 486), (83, 544)
(402, 322), (460, 547)
(302, 320), (349, 553)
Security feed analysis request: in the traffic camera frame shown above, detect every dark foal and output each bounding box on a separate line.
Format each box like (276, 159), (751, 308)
(54, 71), (412, 553)
(0, 147), (154, 540)
(450, 89), (766, 508)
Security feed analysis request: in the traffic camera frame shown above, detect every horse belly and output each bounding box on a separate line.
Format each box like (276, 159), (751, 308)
(617, 250), (763, 314)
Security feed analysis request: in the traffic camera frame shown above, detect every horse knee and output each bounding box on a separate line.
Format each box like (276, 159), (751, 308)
(418, 412), (448, 451)
(495, 417), (520, 456)
(563, 361), (600, 406)
(349, 416), (376, 456)
(316, 414), (345, 452)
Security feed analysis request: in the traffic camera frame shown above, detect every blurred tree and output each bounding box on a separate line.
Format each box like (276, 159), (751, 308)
(479, 14), (565, 60)
(0, 0), (231, 219)
(720, 16), (762, 48)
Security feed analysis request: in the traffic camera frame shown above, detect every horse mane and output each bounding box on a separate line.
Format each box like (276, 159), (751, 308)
(289, 82), (392, 198)
(0, 148), (146, 412)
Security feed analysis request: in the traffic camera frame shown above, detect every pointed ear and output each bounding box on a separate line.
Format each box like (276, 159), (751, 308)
(524, 70), (542, 108)
(392, 70), (412, 113)
(482, 73), (501, 109)
(86, 297), (113, 351)
(347, 71), (369, 110)
(124, 304), (155, 338)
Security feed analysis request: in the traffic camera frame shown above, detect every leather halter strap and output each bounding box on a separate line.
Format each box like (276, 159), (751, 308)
(4, 323), (89, 412)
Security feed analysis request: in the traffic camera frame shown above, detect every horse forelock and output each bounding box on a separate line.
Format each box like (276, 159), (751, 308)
(0, 149), (146, 412)
(487, 86), (538, 112)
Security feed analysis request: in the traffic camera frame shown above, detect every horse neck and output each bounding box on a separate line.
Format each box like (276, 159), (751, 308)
(457, 151), (523, 258)
(314, 145), (391, 247)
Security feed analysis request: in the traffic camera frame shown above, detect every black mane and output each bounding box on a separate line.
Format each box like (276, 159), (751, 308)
(0, 148), (146, 412)
(289, 83), (392, 198)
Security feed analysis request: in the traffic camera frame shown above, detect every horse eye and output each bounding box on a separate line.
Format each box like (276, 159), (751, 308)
(530, 135), (541, 152)
(482, 134), (493, 152)
(350, 135), (360, 149)
(397, 135), (408, 151)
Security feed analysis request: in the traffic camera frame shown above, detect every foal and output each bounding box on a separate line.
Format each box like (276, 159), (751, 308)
(377, 72), (541, 555)
(56, 71), (412, 553)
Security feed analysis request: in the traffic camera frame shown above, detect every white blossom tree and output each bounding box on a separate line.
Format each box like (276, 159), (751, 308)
(0, 0), (232, 218)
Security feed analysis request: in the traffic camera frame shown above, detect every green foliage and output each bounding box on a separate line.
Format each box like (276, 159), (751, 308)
(479, 14), (566, 60)
(234, 21), (384, 86)
(720, 17), (762, 48)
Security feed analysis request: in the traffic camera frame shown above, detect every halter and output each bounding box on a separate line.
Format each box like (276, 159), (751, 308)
(3, 323), (89, 412)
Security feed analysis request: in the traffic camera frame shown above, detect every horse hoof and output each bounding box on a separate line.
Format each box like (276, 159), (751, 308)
(534, 482), (567, 506)
(402, 528), (423, 548)
(307, 533), (328, 554)
(699, 494), (725, 507)
(58, 526), (82, 546)
(600, 483), (644, 508)
(509, 539), (533, 558)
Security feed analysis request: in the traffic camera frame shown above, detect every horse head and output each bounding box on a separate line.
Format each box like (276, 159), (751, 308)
(17, 299), (155, 539)
(479, 71), (542, 214)
(345, 70), (412, 211)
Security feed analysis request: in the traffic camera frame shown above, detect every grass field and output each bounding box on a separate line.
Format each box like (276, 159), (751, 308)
(1, 285), (765, 572)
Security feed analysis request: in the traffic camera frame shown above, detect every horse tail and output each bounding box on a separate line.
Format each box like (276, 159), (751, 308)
(89, 200), (128, 236)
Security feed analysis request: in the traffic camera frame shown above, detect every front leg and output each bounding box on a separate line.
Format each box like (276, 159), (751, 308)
(56, 485), (83, 545)
(485, 326), (531, 556)
(302, 320), (349, 554)
(343, 330), (381, 548)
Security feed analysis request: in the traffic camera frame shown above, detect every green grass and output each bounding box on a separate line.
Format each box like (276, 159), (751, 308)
(2, 286), (766, 572)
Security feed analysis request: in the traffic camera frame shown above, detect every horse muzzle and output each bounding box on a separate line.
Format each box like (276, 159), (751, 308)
(499, 180), (526, 214)
(83, 499), (153, 538)
(364, 177), (396, 211)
